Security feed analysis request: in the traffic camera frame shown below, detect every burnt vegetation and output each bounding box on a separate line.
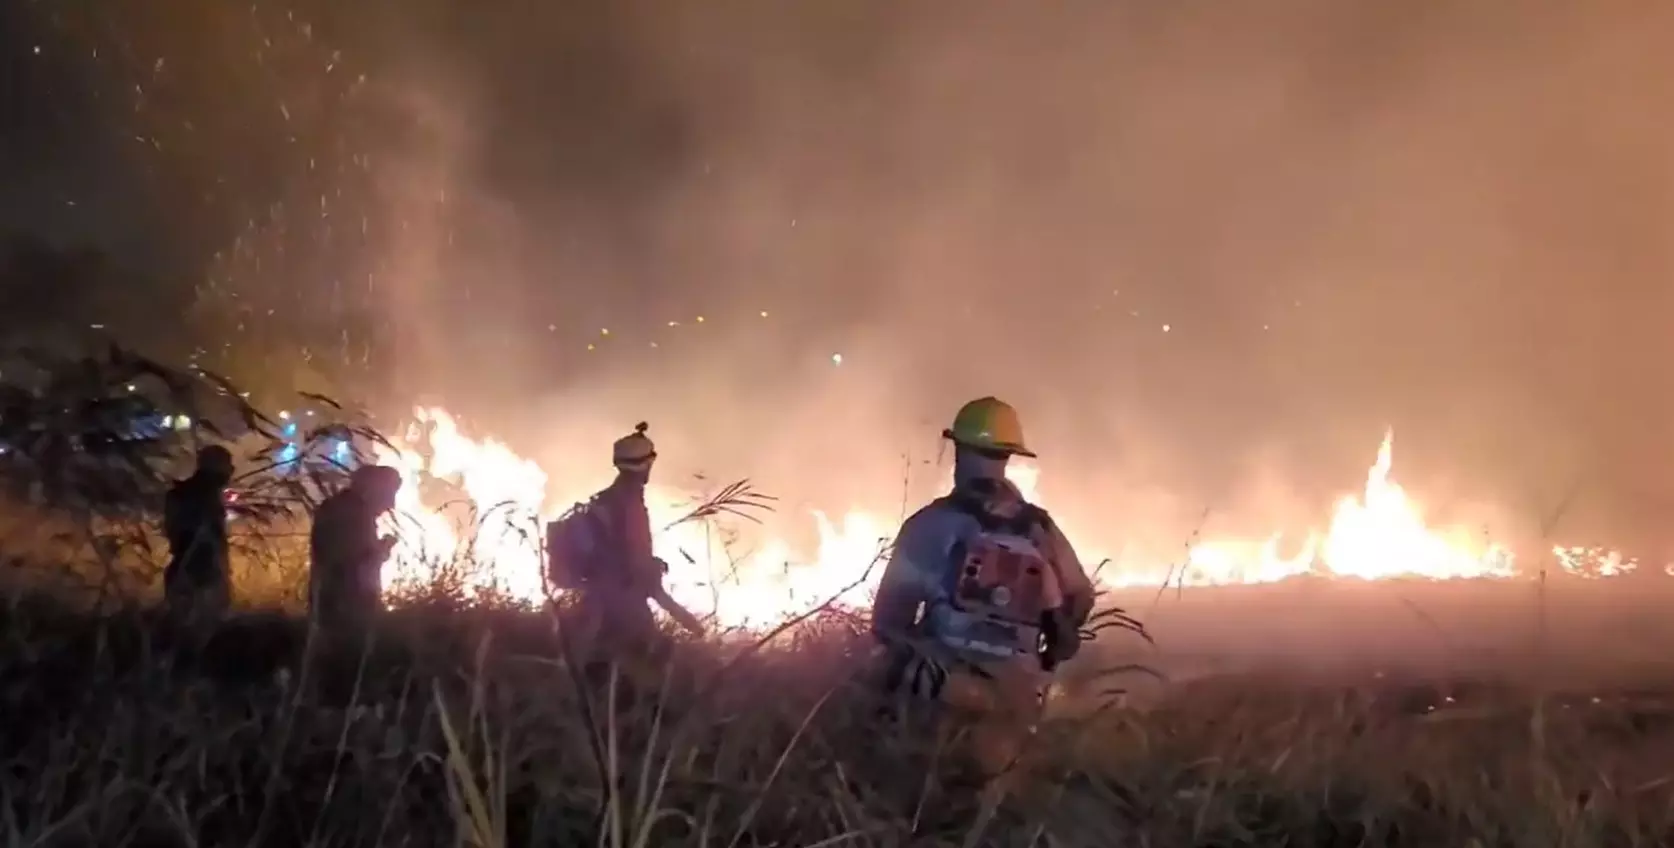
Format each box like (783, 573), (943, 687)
(0, 346), (1668, 847)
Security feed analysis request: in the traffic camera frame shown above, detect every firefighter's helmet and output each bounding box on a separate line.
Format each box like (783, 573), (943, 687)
(943, 397), (1036, 458)
(613, 422), (657, 471)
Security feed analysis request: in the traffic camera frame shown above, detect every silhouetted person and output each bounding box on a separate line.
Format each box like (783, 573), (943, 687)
(584, 423), (666, 658)
(163, 444), (235, 623)
(309, 465), (402, 633)
(548, 423), (699, 687)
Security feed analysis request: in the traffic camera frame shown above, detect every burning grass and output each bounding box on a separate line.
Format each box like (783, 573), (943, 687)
(3, 345), (1674, 845)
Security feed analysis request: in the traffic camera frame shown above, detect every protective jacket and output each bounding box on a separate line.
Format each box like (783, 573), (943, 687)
(571, 474), (665, 651)
(591, 475), (661, 592)
(873, 477), (1094, 689)
(871, 476), (1095, 785)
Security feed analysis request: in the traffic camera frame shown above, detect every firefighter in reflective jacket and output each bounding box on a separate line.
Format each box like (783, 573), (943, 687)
(871, 396), (1096, 786)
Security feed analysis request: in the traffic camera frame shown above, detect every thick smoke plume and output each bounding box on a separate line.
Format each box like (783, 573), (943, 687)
(20, 1), (1674, 561)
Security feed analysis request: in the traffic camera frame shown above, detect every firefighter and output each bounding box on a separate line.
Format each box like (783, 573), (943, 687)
(556, 422), (710, 681)
(871, 397), (1096, 791)
(585, 423), (669, 649)
(308, 464), (402, 632)
(162, 444), (236, 623)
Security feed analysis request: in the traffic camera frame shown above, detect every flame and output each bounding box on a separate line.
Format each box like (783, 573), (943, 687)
(1318, 430), (1514, 580)
(374, 409), (551, 601)
(367, 407), (1619, 630)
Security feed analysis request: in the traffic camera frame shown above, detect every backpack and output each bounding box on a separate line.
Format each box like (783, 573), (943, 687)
(545, 498), (610, 590)
(929, 496), (1065, 661)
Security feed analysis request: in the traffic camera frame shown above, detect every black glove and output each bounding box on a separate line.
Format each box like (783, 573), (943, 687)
(1038, 608), (1082, 672)
(878, 640), (949, 699)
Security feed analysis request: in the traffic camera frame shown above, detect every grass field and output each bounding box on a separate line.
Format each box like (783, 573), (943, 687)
(1, 350), (1669, 846)
(6, 570), (1674, 848)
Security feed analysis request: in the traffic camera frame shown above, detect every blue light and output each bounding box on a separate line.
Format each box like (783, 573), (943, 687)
(334, 439), (351, 464)
(279, 441), (299, 467)
(283, 422), (299, 438)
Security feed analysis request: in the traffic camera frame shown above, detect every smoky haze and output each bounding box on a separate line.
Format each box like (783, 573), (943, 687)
(19, 1), (1674, 562)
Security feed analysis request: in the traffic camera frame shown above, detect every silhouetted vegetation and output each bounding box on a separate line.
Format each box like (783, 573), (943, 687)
(1, 343), (1672, 847)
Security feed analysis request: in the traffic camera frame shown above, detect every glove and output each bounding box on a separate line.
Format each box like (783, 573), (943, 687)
(1037, 608), (1082, 672)
(876, 638), (949, 700)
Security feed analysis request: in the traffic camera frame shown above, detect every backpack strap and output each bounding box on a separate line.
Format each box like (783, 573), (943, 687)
(937, 488), (1062, 618)
(938, 487), (1051, 537)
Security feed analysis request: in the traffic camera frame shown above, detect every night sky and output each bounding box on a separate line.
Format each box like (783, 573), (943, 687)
(4, 1), (1674, 550)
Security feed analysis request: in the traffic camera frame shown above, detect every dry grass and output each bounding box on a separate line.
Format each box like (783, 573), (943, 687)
(3, 346), (1674, 846)
(6, 581), (1674, 848)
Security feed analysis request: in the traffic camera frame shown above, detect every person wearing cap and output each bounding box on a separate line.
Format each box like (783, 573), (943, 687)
(308, 464), (403, 631)
(871, 396), (1097, 792)
(163, 444), (236, 622)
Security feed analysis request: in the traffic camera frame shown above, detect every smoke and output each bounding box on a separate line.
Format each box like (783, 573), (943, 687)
(27, 1), (1674, 558)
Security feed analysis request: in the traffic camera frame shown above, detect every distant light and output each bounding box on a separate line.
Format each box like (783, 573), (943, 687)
(831, 353), (843, 366)
(600, 328), (610, 336)
(278, 410), (291, 420)
(587, 343), (596, 351)
(174, 415), (192, 430)
(667, 320), (678, 327)
(90, 323), (105, 330)
(126, 384), (137, 392)
(695, 316), (705, 323)
(1162, 324), (1171, 333)
(305, 410), (315, 416)
(759, 310), (769, 318)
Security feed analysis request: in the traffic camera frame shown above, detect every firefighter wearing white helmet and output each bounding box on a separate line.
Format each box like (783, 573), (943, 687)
(612, 422), (657, 472)
(547, 423), (702, 682)
(871, 397), (1095, 789)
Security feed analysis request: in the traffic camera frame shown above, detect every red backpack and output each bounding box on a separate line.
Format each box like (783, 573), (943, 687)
(930, 492), (1067, 661)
